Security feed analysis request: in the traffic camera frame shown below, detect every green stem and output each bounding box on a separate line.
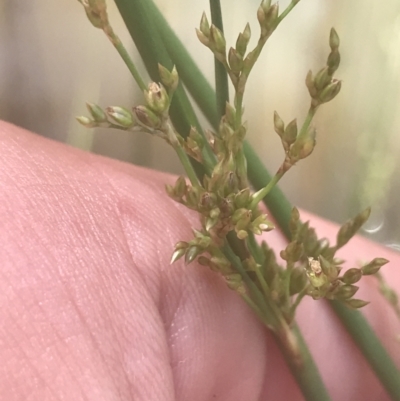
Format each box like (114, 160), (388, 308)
(331, 301), (400, 401)
(250, 169), (285, 209)
(103, 25), (147, 91)
(209, 0), (230, 118)
(298, 106), (318, 139)
(277, 0), (301, 25)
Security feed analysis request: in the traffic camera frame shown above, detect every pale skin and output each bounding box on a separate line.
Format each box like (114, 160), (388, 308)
(0, 121), (399, 401)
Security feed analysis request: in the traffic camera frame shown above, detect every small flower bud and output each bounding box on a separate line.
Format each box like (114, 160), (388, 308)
(319, 80), (342, 104)
(334, 284), (359, 301)
(290, 127), (316, 161)
(80, 0), (108, 29)
(170, 248), (186, 264)
(106, 106), (134, 127)
(263, 3), (279, 32)
(344, 298), (369, 309)
(234, 188), (251, 208)
(144, 82), (170, 114)
(361, 257), (389, 275)
(336, 207), (371, 248)
(86, 102), (107, 122)
(329, 28), (340, 51)
(199, 12), (210, 37)
(210, 25), (226, 55)
(185, 246), (202, 264)
(235, 23), (251, 58)
(341, 268), (362, 285)
(237, 230), (248, 240)
(76, 116), (96, 128)
(224, 103), (236, 127)
(327, 50), (341, 74)
(289, 268), (308, 295)
(283, 119), (298, 147)
(196, 28), (210, 47)
(305, 70), (318, 98)
(133, 105), (161, 129)
(314, 67), (331, 91)
(228, 47), (244, 74)
(158, 64), (179, 92)
(225, 273), (245, 293)
(274, 111), (285, 137)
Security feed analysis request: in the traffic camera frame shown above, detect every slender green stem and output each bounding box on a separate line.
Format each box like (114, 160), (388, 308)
(209, 0), (230, 118)
(250, 169), (285, 209)
(298, 106), (318, 139)
(174, 145), (200, 187)
(277, 1), (301, 25)
(291, 287), (308, 316)
(255, 266), (271, 299)
(331, 301), (400, 401)
(103, 25), (147, 91)
(247, 232), (264, 263)
(240, 292), (270, 326)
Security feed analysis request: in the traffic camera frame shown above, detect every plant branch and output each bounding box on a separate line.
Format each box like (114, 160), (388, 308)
(209, 0), (230, 118)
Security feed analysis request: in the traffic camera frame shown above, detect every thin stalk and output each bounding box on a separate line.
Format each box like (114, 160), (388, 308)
(277, 0), (301, 25)
(331, 301), (400, 401)
(102, 24), (147, 91)
(274, 325), (332, 401)
(250, 170), (284, 209)
(209, 0), (230, 118)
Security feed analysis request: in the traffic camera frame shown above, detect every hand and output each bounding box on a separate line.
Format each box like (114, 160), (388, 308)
(0, 121), (399, 401)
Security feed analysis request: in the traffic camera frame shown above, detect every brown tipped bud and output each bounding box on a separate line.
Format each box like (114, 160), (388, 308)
(228, 47), (243, 74)
(257, 5), (266, 25)
(86, 102), (107, 122)
(261, 0), (272, 12)
(344, 299), (369, 309)
(264, 3), (279, 31)
(170, 248), (186, 264)
(106, 106), (134, 127)
(319, 80), (342, 104)
(81, 0), (108, 29)
(341, 268), (363, 285)
(144, 82), (170, 113)
(158, 64), (179, 92)
(361, 258), (389, 275)
(199, 12), (210, 37)
(133, 105), (161, 129)
(236, 23), (251, 57)
(196, 28), (210, 47)
(329, 28), (340, 50)
(274, 111), (285, 137)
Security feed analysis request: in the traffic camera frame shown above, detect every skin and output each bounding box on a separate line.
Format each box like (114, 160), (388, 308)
(0, 120), (399, 401)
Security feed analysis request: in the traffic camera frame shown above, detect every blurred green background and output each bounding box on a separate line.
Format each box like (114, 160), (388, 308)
(1, 0), (400, 249)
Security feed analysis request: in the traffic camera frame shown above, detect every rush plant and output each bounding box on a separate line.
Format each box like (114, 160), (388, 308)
(76, 1), (400, 400)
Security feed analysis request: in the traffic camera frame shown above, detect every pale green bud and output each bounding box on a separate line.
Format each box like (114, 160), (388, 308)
(76, 116), (96, 128)
(273, 111), (285, 137)
(283, 119), (298, 147)
(329, 28), (340, 50)
(210, 25), (226, 55)
(319, 80), (342, 104)
(144, 82), (170, 114)
(199, 12), (210, 37)
(196, 29), (210, 47)
(344, 299), (369, 309)
(228, 47), (243, 74)
(106, 106), (134, 127)
(314, 67), (331, 91)
(235, 23), (251, 58)
(336, 207), (371, 248)
(86, 102), (107, 122)
(334, 284), (359, 301)
(158, 64), (179, 92)
(305, 70), (318, 98)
